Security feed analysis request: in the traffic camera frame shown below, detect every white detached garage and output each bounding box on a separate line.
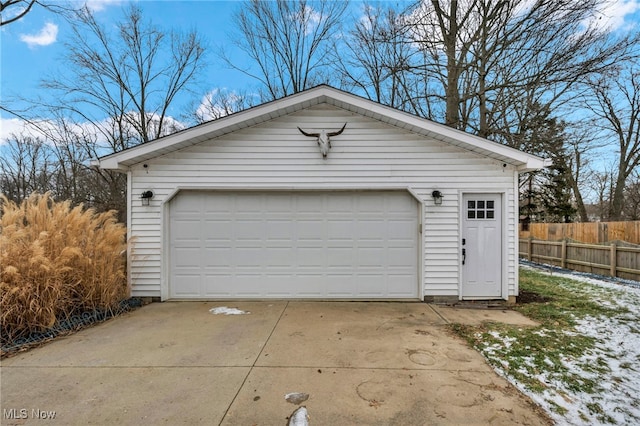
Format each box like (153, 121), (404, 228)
(98, 85), (548, 302)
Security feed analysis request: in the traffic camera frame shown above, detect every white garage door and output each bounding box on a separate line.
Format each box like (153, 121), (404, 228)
(169, 191), (419, 299)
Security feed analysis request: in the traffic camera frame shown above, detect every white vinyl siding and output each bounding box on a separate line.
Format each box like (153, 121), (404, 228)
(127, 104), (517, 299)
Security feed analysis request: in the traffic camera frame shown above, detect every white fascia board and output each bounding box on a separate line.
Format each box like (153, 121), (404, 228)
(98, 88), (330, 170)
(324, 90), (548, 170)
(520, 157), (553, 172)
(378, 108), (546, 168)
(98, 85), (548, 172)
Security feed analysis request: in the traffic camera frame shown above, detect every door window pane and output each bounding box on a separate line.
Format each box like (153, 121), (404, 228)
(467, 198), (496, 220)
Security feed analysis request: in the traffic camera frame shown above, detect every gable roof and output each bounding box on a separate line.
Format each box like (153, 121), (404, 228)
(98, 85), (549, 172)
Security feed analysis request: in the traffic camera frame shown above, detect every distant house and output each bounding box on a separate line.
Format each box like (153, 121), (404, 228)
(98, 85), (548, 302)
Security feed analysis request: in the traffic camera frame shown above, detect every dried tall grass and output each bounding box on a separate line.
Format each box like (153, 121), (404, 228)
(1, 193), (128, 343)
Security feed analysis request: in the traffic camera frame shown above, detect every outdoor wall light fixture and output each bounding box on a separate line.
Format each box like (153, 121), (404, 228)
(431, 190), (443, 205)
(140, 190), (154, 206)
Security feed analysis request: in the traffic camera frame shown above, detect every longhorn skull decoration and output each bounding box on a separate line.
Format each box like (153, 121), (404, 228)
(298, 123), (347, 159)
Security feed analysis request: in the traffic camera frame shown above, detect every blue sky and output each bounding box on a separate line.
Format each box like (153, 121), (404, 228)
(1, 0), (640, 143)
(1, 0), (300, 140)
(1, 1), (257, 124)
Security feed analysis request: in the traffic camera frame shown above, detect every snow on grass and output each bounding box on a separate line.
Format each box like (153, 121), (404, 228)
(209, 306), (250, 315)
(492, 266), (640, 425)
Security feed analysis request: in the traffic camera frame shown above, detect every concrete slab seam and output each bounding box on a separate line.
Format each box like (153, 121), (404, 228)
(218, 301), (290, 425)
(427, 304), (450, 324)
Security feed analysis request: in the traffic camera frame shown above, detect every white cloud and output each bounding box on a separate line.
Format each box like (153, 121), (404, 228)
(0, 112), (189, 152)
(588, 0), (640, 32)
(0, 117), (51, 145)
(83, 0), (123, 12)
(196, 89), (253, 122)
(19, 22), (58, 48)
(0, 118), (24, 144)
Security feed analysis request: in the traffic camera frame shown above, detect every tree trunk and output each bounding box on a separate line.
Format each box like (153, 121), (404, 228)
(566, 169), (588, 222)
(609, 164), (628, 220)
(444, 0), (460, 129)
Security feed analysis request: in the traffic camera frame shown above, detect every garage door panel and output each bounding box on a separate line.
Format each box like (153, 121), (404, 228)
(202, 193), (230, 210)
(356, 195), (383, 211)
(327, 220), (354, 238)
(327, 195), (353, 212)
(172, 218), (202, 239)
(235, 196), (261, 210)
(389, 219), (416, 234)
(356, 220), (386, 238)
(169, 191), (419, 299)
(297, 247), (325, 267)
(265, 194), (295, 211)
(327, 248), (354, 266)
(358, 248), (385, 266)
(297, 221), (324, 240)
(326, 276), (356, 296)
(172, 275), (201, 296)
(202, 275), (233, 296)
(202, 248), (231, 266)
(387, 275), (416, 296)
(235, 220), (263, 239)
(267, 221), (295, 240)
(389, 193), (417, 211)
(357, 275), (386, 296)
(172, 199), (203, 214)
(295, 274), (325, 296)
(172, 247), (201, 267)
(235, 249), (262, 266)
(297, 196), (324, 212)
(265, 248), (296, 266)
(387, 247), (416, 265)
(203, 220), (233, 239)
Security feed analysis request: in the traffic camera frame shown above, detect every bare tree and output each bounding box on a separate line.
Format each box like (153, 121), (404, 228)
(224, 0), (348, 100)
(3, 4), (206, 220)
(0, 134), (53, 203)
(335, 4), (418, 112)
(564, 127), (598, 222)
(42, 4), (205, 151)
(192, 88), (256, 123)
(623, 171), (640, 220)
(588, 168), (615, 221)
(585, 62), (640, 220)
(406, 0), (637, 137)
(396, 0), (639, 226)
(0, 0), (71, 26)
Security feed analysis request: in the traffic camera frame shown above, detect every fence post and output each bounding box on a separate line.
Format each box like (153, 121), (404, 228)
(610, 242), (617, 277)
(528, 237), (533, 261)
(561, 239), (567, 268)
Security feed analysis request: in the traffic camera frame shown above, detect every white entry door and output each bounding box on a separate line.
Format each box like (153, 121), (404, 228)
(461, 193), (502, 299)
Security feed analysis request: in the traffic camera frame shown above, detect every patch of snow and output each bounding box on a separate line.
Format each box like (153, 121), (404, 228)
(285, 392), (310, 405)
(496, 265), (640, 425)
(209, 306), (250, 315)
(288, 406), (308, 426)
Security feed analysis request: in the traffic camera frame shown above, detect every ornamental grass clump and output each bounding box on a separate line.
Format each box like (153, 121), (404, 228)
(0, 193), (128, 344)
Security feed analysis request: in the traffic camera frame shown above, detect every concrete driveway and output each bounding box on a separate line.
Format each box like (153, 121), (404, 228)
(1, 302), (550, 425)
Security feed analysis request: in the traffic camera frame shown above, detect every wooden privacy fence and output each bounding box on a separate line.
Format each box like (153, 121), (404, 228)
(520, 221), (640, 245)
(519, 238), (640, 282)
